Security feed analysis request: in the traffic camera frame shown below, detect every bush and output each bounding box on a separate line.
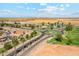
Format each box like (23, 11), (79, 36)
(4, 42), (13, 50)
(20, 37), (26, 42)
(30, 31), (37, 38)
(66, 39), (72, 45)
(42, 22), (45, 26)
(0, 48), (6, 54)
(55, 33), (62, 42)
(30, 33), (34, 38)
(12, 38), (19, 47)
(26, 34), (29, 40)
(65, 22), (73, 31)
(33, 31), (37, 36)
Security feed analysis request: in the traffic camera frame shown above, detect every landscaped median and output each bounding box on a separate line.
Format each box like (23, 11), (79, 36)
(0, 31), (41, 56)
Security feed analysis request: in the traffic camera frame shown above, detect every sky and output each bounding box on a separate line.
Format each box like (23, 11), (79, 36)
(0, 3), (79, 18)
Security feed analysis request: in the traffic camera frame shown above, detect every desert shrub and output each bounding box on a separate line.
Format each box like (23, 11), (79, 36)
(12, 38), (19, 47)
(26, 34), (29, 40)
(30, 31), (37, 38)
(0, 48), (6, 54)
(65, 22), (73, 31)
(4, 42), (13, 50)
(20, 37), (26, 42)
(55, 33), (62, 42)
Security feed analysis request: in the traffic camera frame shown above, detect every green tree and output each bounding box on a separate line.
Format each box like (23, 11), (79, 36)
(42, 22), (45, 26)
(12, 37), (19, 47)
(26, 34), (29, 40)
(65, 22), (73, 31)
(16, 24), (21, 28)
(66, 36), (72, 45)
(4, 42), (13, 50)
(49, 23), (53, 30)
(11, 37), (19, 56)
(31, 25), (35, 29)
(55, 33), (62, 42)
(30, 31), (37, 37)
(24, 24), (28, 27)
(61, 22), (64, 27)
(30, 32), (34, 38)
(33, 31), (37, 36)
(20, 37), (26, 43)
(0, 48), (6, 56)
(0, 21), (5, 27)
(66, 39), (72, 45)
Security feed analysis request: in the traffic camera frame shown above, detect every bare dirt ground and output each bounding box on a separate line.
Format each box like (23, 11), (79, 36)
(29, 19), (79, 25)
(2, 18), (79, 25)
(22, 38), (79, 56)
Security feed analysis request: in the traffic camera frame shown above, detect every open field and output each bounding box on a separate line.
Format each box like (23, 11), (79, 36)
(28, 19), (79, 25)
(0, 18), (79, 25)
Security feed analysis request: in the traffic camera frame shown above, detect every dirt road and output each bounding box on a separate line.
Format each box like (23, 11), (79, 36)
(22, 37), (79, 56)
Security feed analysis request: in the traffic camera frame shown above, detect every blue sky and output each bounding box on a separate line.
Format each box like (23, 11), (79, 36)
(0, 3), (79, 18)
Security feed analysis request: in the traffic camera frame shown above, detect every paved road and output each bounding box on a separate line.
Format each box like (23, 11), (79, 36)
(21, 35), (52, 56)
(6, 33), (45, 56)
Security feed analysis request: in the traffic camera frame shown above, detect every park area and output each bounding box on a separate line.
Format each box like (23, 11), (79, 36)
(48, 26), (79, 47)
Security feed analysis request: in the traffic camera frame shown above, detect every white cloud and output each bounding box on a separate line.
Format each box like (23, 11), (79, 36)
(38, 6), (58, 13)
(47, 6), (58, 10)
(0, 9), (18, 17)
(60, 4), (70, 8)
(0, 9), (17, 16)
(0, 10), (11, 12)
(0, 10), (12, 14)
(40, 3), (47, 6)
(32, 8), (36, 10)
(17, 5), (35, 10)
(66, 4), (70, 7)
(60, 4), (64, 7)
(59, 7), (65, 11)
(24, 3), (27, 5)
(16, 6), (23, 8)
(26, 7), (30, 10)
(38, 5), (65, 13)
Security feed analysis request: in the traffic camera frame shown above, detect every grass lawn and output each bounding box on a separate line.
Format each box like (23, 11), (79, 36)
(66, 27), (79, 46)
(48, 26), (79, 46)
